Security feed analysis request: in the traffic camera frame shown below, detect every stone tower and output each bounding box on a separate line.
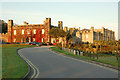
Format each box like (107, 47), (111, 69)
(64, 27), (68, 32)
(102, 27), (105, 40)
(90, 27), (94, 43)
(58, 21), (63, 29)
(79, 27), (80, 31)
(45, 18), (51, 42)
(24, 21), (28, 25)
(8, 20), (13, 32)
(8, 20), (13, 42)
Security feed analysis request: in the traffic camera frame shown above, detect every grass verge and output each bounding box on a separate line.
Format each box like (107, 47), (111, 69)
(2, 44), (36, 79)
(50, 47), (119, 67)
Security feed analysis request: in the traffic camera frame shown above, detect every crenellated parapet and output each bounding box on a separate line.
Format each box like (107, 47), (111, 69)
(0, 33), (9, 42)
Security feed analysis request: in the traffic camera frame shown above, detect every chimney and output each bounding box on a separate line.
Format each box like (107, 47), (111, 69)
(24, 21), (28, 25)
(91, 27), (94, 31)
(79, 27), (80, 30)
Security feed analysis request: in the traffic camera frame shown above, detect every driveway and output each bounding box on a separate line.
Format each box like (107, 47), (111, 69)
(18, 46), (118, 78)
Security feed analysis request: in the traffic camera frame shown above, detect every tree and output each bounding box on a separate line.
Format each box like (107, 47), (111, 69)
(66, 32), (72, 44)
(0, 20), (7, 33)
(49, 28), (67, 46)
(49, 28), (66, 37)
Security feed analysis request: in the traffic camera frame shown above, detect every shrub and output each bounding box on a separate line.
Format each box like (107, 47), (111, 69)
(56, 43), (62, 49)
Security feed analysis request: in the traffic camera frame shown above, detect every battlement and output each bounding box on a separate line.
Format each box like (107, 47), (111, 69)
(0, 33), (8, 35)
(0, 32), (8, 42)
(24, 21), (28, 25)
(16, 24), (44, 27)
(8, 18), (52, 28)
(58, 21), (63, 29)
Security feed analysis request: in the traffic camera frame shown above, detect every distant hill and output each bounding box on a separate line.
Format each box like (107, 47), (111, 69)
(0, 20), (7, 33)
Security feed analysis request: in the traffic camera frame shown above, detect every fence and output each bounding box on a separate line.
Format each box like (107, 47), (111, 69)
(62, 47), (84, 56)
(61, 47), (119, 64)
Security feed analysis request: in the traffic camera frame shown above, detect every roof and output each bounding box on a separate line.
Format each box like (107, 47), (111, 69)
(81, 29), (90, 31)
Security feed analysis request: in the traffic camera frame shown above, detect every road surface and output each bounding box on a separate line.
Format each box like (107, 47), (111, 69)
(18, 46), (118, 78)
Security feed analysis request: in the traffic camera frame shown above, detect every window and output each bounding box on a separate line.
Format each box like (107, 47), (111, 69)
(29, 37), (31, 42)
(33, 38), (36, 42)
(79, 35), (81, 38)
(14, 30), (16, 35)
(27, 30), (30, 34)
(42, 38), (44, 42)
(86, 34), (88, 38)
(42, 29), (44, 34)
(22, 30), (24, 34)
(21, 39), (24, 42)
(33, 29), (36, 34)
(13, 39), (16, 42)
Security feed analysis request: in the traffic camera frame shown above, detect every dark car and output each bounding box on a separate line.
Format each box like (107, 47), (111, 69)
(21, 42), (24, 43)
(25, 42), (29, 45)
(4, 42), (10, 44)
(34, 42), (42, 46)
(16, 42), (20, 44)
(29, 42), (35, 45)
(10, 42), (16, 44)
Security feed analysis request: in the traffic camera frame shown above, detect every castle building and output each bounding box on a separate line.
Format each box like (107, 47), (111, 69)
(0, 17), (115, 44)
(1, 18), (63, 43)
(66, 27), (115, 43)
(7, 18), (51, 43)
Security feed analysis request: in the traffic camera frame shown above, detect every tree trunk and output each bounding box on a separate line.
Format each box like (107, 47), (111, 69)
(116, 53), (119, 61)
(93, 52), (95, 59)
(97, 53), (99, 59)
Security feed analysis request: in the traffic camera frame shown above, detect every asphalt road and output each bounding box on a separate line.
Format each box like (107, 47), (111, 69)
(18, 46), (118, 78)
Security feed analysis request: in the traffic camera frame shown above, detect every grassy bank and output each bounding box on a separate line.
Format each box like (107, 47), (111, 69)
(2, 44), (35, 79)
(50, 47), (118, 67)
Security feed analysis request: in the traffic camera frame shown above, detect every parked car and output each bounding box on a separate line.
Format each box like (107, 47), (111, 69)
(29, 42), (42, 46)
(21, 42), (24, 43)
(4, 42), (10, 44)
(10, 42), (16, 44)
(16, 42), (20, 44)
(34, 42), (42, 46)
(53, 43), (56, 45)
(25, 42), (29, 45)
(47, 42), (49, 46)
(29, 42), (36, 45)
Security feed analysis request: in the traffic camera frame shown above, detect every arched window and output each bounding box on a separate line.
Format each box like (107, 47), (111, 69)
(27, 30), (30, 34)
(42, 29), (44, 34)
(42, 38), (44, 42)
(22, 30), (24, 34)
(14, 30), (16, 35)
(86, 34), (88, 38)
(13, 39), (16, 42)
(33, 29), (36, 34)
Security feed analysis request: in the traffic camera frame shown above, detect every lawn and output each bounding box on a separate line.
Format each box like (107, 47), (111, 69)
(2, 44), (35, 79)
(50, 47), (119, 67)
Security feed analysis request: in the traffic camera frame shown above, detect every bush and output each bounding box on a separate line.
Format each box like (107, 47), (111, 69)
(56, 43), (62, 49)
(108, 50), (112, 55)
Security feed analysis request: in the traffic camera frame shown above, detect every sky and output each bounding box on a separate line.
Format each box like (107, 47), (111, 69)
(0, 1), (119, 40)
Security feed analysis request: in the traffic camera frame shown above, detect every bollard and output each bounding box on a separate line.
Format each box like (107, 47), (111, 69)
(69, 49), (70, 53)
(74, 50), (76, 55)
(80, 51), (83, 56)
(79, 51), (80, 55)
(76, 50), (77, 55)
(77, 50), (79, 55)
(71, 49), (74, 54)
